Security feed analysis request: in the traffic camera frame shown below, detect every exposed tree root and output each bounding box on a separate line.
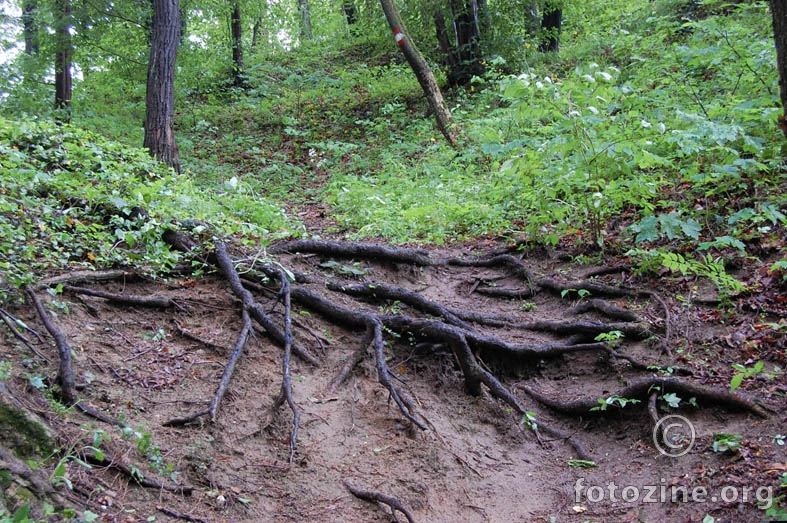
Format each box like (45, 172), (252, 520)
(156, 505), (209, 523)
(568, 298), (641, 322)
(81, 448), (193, 494)
(0, 306), (49, 362)
(163, 309), (252, 427)
(19, 233), (769, 475)
(284, 285), (591, 456)
(24, 286), (119, 426)
(0, 446), (71, 516)
(263, 268), (300, 464)
(162, 234), (319, 366)
(329, 325), (373, 393)
(343, 480), (416, 523)
(520, 377), (769, 418)
(648, 391), (662, 442)
(327, 281), (475, 330)
(475, 286), (537, 298)
(174, 322), (230, 353)
(34, 269), (139, 290)
(61, 285), (181, 309)
(270, 239), (435, 266)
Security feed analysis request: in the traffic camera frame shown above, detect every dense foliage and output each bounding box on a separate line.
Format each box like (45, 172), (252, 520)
(0, 116), (293, 303)
(0, 0), (785, 301)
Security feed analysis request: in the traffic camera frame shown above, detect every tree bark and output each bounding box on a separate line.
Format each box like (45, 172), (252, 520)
(771, 0), (787, 138)
(54, 0), (72, 119)
(379, 0), (460, 148)
(22, 0), (39, 55)
(231, 1), (245, 87)
(299, 0), (313, 40)
(539, 1), (562, 53)
(143, 0), (181, 173)
(446, 0), (484, 86)
(434, 7), (458, 70)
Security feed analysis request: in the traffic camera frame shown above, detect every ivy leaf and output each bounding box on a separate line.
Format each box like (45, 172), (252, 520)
(661, 393), (681, 408)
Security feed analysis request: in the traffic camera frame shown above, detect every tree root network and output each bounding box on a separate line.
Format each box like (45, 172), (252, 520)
(12, 235), (774, 504)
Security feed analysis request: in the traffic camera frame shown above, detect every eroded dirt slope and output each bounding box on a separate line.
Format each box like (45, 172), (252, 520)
(1, 241), (785, 522)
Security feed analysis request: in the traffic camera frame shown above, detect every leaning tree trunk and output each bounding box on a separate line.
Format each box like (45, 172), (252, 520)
(379, 0), (460, 148)
(54, 0), (71, 119)
(771, 0), (787, 138)
(299, 0), (313, 40)
(144, 0), (181, 173)
(231, 1), (245, 87)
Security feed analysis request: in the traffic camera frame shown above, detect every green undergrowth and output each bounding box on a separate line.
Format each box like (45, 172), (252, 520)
(0, 116), (297, 304)
(323, 0), (786, 266)
(1, 0), (785, 302)
(171, 0), (783, 258)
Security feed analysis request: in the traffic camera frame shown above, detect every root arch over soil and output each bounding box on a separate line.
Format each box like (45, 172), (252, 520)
(13, 235), (776, 521)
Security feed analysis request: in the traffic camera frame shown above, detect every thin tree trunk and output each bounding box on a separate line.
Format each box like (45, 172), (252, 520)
(22, 0), (39, 55)
(299, 0), (312, 40)
(476, 0), (491, 40)
(434, 8), (458, 69)
(252, 1), (269, 49)
(231, 1), (244, 87)
(54, 0), (72, 120)
(446, 0), (484, 86)
(252, 17), (264, 48)
(379, 0), (460, 148)
(525, 1), (540, 35)
(144, 0), (181, 173)
(54, 0), (72, 117)
(771, 0), (787, 138)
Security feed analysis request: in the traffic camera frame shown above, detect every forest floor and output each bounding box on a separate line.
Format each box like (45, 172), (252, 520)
(2, 224), (785, 523)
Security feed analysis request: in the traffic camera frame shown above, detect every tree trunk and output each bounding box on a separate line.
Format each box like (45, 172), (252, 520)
(252, 17), (262, 48)
(476, 0), (491, 39)
(539, 2), (562, 53)
(525, 1), (540, 35)
(231, 1), (245, 87)
(54, 0), (72, 119)
(771, 0), (787, 138)
(252, 2), (269, 49)
(144, 0), (181, 173)
(22, 0), (39, 55)
(299, 0), (313, 40)
(343, 0), (358, 26)
(379, 0), (460, 148)
(445, 0), (484, 86)
(434, 8), (458, 70)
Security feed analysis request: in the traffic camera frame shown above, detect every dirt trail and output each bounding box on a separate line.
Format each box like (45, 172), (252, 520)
(1, 241), (785, 522)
